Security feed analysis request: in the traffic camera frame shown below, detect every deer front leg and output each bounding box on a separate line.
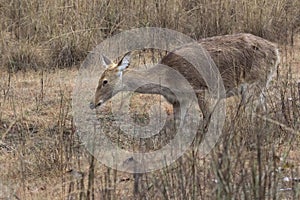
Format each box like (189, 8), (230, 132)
(196, 91), (210, 133)
(172, 102), (181, 131)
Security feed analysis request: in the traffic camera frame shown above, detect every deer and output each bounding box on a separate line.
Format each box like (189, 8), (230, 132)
(90, 33), (280, 130)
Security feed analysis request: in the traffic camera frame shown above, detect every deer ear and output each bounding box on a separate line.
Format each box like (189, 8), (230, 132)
(101, 54), (112, 68)
(117, 53), (130, 71)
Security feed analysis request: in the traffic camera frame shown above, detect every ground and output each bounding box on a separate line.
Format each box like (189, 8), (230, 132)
(0, 35), (299, 199)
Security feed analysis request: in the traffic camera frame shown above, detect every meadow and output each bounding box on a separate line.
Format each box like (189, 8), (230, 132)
(0, 0), (299, 199)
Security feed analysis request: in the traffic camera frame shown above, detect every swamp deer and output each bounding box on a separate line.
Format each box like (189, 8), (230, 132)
(90, 33), (280, 125)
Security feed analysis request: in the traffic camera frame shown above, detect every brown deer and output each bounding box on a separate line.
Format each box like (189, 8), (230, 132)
(90, 33), (280, 125)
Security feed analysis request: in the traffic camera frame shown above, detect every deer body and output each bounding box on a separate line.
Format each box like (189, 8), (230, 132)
(160, 33), (280, 97)
(91, 33), (280, 123)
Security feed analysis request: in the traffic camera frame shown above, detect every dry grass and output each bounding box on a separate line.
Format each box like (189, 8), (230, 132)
(0, 0), (300, 199)
(1, 0), (299, 71)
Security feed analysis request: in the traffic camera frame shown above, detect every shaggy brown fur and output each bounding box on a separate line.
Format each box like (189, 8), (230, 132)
(161, 33), (280, 96)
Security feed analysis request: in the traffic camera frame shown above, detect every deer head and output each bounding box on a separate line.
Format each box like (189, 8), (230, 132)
(90, 53), (131, 109)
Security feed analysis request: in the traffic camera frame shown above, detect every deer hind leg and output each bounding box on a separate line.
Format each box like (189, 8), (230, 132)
(243, 60), (279, 115)
(240, 83), (267, 120)
(256, 61), (279, 114)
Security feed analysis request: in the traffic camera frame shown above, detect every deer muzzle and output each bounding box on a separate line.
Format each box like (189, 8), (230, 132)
(89, 100), (102, 109)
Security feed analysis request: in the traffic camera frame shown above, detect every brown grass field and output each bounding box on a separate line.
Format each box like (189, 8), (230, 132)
(0, 0), (300, 199)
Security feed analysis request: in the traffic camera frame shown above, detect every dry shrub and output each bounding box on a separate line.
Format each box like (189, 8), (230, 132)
(3, 42), (46, 72)
(49, 41), (86, 68)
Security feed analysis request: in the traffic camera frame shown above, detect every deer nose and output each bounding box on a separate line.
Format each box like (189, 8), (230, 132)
(89, 102), (95, 109)
(89, 101), (102, 109)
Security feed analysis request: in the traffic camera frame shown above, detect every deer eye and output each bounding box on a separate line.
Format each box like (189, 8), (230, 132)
(102, 80), (108, 86)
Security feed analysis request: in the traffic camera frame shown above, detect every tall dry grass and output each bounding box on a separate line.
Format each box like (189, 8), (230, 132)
(0, 0), (299, 70)
(0, 0), (299, 199)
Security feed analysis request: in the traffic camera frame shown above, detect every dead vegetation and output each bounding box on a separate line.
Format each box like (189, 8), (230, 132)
(0, 0), (299, 199)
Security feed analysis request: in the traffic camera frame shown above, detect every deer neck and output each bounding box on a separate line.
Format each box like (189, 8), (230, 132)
(114, 69), (178, 105)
